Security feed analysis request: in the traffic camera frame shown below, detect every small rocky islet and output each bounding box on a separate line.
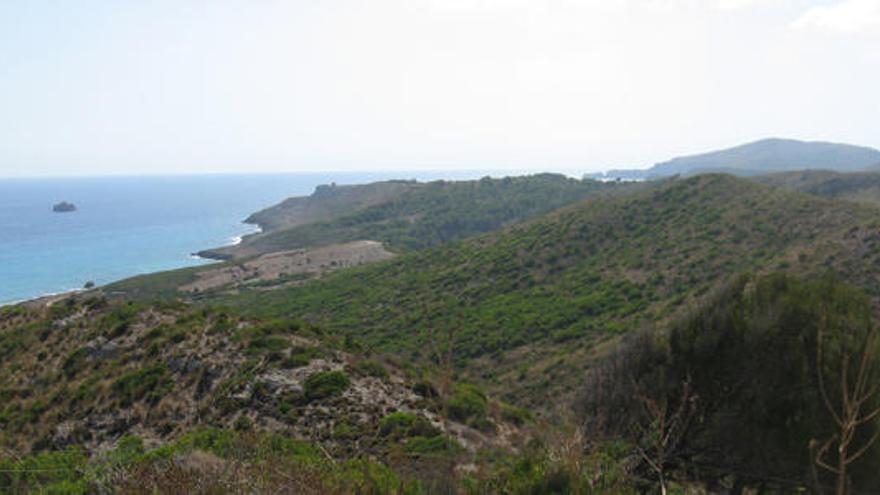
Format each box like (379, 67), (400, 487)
(52, 201), (77, 212)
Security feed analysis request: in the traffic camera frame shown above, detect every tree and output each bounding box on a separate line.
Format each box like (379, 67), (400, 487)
(814, 314), (880, 495)
(631, 376), (699, 495)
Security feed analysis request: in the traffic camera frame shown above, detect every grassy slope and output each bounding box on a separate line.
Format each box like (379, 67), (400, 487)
(220, 174), (880, 406)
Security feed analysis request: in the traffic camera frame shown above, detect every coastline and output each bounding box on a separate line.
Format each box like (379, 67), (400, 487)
(0, 172), (314, 312)
(194, 222), (264, 261)
(230, 223), (263, 246)
(4, 224), (266, 308)
(1, 288), (86, 309)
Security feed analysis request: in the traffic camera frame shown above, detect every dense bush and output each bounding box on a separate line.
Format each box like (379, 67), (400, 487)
(577, 272), (880, 491)
(446, 384), (488, 426)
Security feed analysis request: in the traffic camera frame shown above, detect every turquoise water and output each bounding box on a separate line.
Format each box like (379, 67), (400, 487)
(0, 171), (498, 305)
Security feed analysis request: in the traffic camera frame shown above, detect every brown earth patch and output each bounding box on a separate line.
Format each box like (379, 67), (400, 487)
(181, 240), (394, 293)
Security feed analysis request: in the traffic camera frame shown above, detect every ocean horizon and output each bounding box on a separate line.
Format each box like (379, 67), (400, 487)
(0, 170), (521, 305)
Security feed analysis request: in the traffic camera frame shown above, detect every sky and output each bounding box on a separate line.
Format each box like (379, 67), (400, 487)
(0, 0), (878, 177)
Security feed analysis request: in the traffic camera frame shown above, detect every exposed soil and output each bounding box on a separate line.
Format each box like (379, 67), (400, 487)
(181, 240), (394, 294)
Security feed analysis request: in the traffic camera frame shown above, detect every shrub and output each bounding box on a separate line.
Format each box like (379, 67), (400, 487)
(112, 364), (173, 406)
(499, 403), (533, 426)
(281, 346), (325, 369)
(379, 412), (417, 436)
(446, 384), (487, 424)
(234, 415), (253, 431)
(247, 335), (289, 354)
(379, 412), (440, 439)
(412, 381), (438, 398)
(303, 371), (350, 401)
(107, 435), (146, 466)
(62, 348), (89, 378)
(403, 436), (459, 456)
(350, 360), (389, 380)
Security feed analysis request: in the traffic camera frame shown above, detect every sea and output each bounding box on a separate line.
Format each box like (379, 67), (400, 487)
(0, 171), (510, 305)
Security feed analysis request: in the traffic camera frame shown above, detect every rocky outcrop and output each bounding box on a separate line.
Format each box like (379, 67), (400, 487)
(0, 300), (519, 456)
(52, 201), (77, 212)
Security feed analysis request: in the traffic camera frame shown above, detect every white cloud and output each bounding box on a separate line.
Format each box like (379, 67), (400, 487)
(716, 0), (772, 10)
(792, 0), (880, 34)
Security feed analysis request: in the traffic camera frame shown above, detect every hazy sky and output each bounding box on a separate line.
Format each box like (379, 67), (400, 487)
(1, 0), (878, 177)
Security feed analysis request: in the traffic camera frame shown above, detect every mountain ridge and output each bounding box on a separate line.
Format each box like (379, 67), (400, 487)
(589, 138), (880, 180)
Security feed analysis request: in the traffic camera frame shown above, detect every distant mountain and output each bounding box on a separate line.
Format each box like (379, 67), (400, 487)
(589, 138), (880, 180)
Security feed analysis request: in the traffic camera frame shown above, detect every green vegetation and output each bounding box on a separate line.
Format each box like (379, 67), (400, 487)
(0, 429), (425, 494)
(282, 345), (326, 368)
(112, 364), (174, 406)
(0, 427), (645, 494)
(578, 272), (880, 491)
(246, 179), (420, 232)
(756, 169), (880, 206)
(348, 359), (389, 379)
(108, 175), (640, 299)
(221, 175), (880, 404)
(303, 371), (351, 401)
(238, 174), (636, 255)
(6, 171), (880, 492)
(378, 412), (440, 439)
(446, 384), (488, 426)
(499, 403), (533, 426)
(0, 447), (91, 494)
(403, 435), (459, 456)
(104, 264), (205, 299)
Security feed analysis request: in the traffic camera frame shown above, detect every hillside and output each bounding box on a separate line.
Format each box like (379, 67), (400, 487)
(0, 295), (543, 492)
(755, 169), (880, 206)
(198, 180), (419, 260)
(590, 138), (880, 180)
(6, 174), (880, 493)
(218, 174), (880, 408)
(247, 180), (419, 232)
(199, 174), (638, 260)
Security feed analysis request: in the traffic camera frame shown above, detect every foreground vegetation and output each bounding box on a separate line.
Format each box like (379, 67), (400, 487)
(579, 272), (880, 492)
(4, 273), (878, 493)
(0, 427), (642, 494)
